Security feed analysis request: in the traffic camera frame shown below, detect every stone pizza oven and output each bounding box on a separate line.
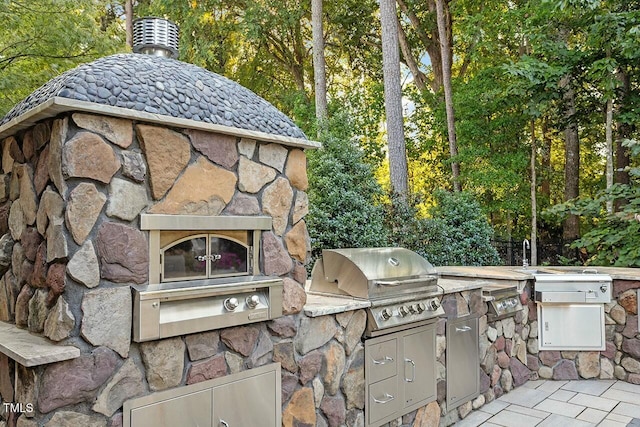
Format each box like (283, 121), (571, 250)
(0, 42), (324, 427)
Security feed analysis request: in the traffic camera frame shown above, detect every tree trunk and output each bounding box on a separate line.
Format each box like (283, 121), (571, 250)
(530, 120), (538, 266)
(379, 0), (408, 197)
(125, 0), (134, 49)
(605, 97), (614, 214)
(435, 0), (460, 191)
(560, 75), (580, 246)
(312, 0), (327, 135)
(397, 17), (427, 93)
(615, 69), (631, 211)
(540, 118), (552, 201)
(396, 0), (443, 92)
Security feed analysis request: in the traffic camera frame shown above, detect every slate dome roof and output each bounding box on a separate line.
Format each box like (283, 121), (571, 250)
(0, 53), (306, 139)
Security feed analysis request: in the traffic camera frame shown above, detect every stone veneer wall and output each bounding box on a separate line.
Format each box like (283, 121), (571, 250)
(0, 112), (313, 427)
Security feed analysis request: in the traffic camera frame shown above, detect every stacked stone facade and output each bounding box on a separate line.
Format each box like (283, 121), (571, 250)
(0, 112), (312, 427)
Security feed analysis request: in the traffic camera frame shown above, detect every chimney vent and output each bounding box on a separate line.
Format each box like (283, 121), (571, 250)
(132, 17), (179, 59)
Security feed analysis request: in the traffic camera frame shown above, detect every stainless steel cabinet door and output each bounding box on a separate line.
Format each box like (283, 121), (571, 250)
(403, 327), (436, 409)
(538, 303), (605, 350)
(446, 316), (479, 409)
(130, 389), (213, 427)
(213, 370), (278, 427)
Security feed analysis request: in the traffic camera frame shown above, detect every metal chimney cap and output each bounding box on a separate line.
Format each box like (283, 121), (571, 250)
(133, 17), (179, 59)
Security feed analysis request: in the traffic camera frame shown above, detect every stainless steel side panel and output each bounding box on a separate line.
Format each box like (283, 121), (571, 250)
(537, 303), (605, 351)
(446, 316), (479, 410)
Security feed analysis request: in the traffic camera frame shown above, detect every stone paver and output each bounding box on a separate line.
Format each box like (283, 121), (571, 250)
(548, 389), (577, 402)
(568, 392), (618, 412)
(533, 398), (586, 418)
(496, 386), (550, 408)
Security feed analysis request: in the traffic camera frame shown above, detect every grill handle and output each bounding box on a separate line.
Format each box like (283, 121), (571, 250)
(375, 277), (432, 287)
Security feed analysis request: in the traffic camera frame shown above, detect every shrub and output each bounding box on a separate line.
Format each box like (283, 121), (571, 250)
(386, 191), (501, 266)
(306, 118), (389, 268)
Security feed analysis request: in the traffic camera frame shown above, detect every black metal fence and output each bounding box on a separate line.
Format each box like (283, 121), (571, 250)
(491, 239), (579, 266)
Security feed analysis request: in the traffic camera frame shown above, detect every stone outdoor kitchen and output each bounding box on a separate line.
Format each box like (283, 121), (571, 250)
(1, 18), (640, 427)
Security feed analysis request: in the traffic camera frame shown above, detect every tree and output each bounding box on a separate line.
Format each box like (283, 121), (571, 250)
(0, 0), (124, 116)
(435, 0), (460, 191)
(311, 0), (327, 134)
(379, 0), (408, 197)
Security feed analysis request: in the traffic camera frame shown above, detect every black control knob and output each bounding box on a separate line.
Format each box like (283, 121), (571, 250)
(416, 302), (426, 313)
(399, 305), (410, 317)
(381, 308), (393, 320)
(429, 299), (441, 310)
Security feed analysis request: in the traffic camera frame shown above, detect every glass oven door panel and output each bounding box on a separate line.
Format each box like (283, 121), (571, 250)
(162, 236), (207, 281)
(209, 235), (249, 277)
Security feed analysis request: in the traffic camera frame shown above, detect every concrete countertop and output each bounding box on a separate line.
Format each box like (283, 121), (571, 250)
(436, 265), (640, 281)
(0, 321), (80, 367)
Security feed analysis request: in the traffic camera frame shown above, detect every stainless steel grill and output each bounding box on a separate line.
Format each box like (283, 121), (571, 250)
(310, 247), (443, 426)
(310, 247), (444, 337)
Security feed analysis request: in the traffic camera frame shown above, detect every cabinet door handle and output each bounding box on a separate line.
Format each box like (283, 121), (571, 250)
(405, 358), (415, 382)
(373, 393), (395, 404)
(456, 326), (472, 332)
(219, 420), (230, 427)
(372, 356), (394, 365)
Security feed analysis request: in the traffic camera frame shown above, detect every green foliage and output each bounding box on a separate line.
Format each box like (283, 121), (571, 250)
(544, 139), (640, 266)
(0, 0), (125, 116)
(385, 191), (501, 266)
(306, 114), (389, 265)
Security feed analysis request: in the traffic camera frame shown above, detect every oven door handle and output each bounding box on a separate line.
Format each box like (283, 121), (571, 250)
(404, 358), (415, 382)
(372, 393), (395, 404)
(372, 356), (394, 365)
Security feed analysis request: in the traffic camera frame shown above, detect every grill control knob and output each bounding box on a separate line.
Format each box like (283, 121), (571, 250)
(380, 308), (393, 320)
(224, 297), (239, 311)
(399, 305), (410, 317)
(416, 303), (426, 313)
(246, 295), (260, 309)
(409, 305), (418, 314)
(429, 299), (441, 310)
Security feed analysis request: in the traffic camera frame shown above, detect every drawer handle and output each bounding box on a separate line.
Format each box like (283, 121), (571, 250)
(456, 326), (472, 332)
(373, 393), (395, 404)
(220, 420), (230, 427)
(372, 356), (394, 365)
(405, 358), (415, 382)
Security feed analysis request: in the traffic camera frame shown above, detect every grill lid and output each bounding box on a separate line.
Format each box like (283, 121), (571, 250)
(310, 247), (438, 299)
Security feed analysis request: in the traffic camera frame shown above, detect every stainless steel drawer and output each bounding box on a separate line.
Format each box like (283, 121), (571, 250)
(368, 376), (401, 424)
(366, 337), (398, 384)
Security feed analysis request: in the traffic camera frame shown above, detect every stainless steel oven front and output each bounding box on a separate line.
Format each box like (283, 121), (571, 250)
(133, 215), (283, 342)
